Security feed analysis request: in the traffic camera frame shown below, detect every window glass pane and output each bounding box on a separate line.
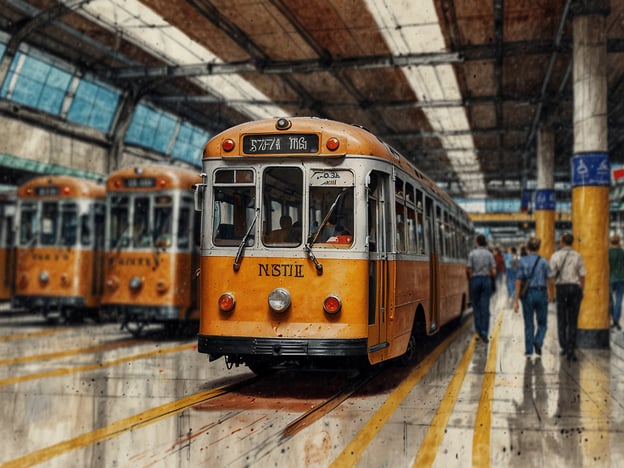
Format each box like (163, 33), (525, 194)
(125, 104), (177, 154)
(19, 202), (37, 246)
(8, 55), (71, 115)
(40, 202), (59, 246)
(109, 196), (129, 249)
(67, 80), (120, 133)
(171, 123), (209, 165)
(262, 167), (303, 246)
(61, 204), (78, 246)
(133, 197), (150, 248)
(308, 171), (354, 248)
(213, 186), (256, 247)
(154, 196), (173, 248)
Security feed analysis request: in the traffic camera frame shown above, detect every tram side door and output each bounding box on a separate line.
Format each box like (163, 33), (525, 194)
(367, 171), (392, 359)
(425, 197), (440, 333)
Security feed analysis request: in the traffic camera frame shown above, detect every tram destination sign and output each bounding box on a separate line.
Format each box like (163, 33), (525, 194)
(123, 177), (156, 188)
(242, 134), (319, 154)
(35, 186), (60, 196)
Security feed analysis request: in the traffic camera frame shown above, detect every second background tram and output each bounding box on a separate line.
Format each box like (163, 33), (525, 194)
(195, 117), (474, 374)
(12, 175), (105, 322)
(102, 165), (201, 336)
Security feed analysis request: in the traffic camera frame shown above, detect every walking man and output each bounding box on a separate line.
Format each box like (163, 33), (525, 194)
(467, 234), (496, 342)
(514, 237), (554, 357)
(550, 232), (585, 361)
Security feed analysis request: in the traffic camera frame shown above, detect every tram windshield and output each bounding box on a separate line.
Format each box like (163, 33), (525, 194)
(18, 201), (83, 247)
(308, 170), (354, 247)
(108, 195), (174, 250)
(213, 169), (256, 247)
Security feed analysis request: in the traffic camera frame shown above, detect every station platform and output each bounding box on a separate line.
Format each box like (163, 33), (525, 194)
(1, 291), (624, 467)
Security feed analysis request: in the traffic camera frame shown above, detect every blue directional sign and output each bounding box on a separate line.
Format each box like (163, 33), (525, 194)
(571, 152), (610, 187)
(535, 189), (556, 210)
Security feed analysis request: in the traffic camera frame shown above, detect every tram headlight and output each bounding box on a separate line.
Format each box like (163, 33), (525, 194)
(268, 288), (291, 313)
(129, 276), (142, 291)
(39, 271), (49, 285)
(323, 295), (342, 314)
(218, 293), (236, 312)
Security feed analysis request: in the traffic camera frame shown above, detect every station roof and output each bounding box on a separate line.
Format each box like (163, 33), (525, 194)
(1, 0), (622, 200)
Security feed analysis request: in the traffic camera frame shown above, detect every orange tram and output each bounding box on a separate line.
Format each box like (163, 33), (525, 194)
(194, 117), (474, 374)
(0, 191), (16, 301)
(102, 166), (201, 336)
(12, 176), (105, 322)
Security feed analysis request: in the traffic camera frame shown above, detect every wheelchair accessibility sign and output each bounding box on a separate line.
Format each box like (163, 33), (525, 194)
(571, 152), (610, 187)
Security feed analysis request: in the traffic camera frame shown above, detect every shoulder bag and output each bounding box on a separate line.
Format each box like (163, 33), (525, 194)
(520, 256), (540, 299)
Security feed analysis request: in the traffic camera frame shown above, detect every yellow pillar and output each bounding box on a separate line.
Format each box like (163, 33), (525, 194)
(535, 127), (555, 259)
(572, 10), (610, 348)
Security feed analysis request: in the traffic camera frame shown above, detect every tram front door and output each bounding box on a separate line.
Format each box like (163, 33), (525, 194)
(367, 171), (392, 363)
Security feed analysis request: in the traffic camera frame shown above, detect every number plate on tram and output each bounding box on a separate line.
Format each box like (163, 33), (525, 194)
(242, 134), (319, 154)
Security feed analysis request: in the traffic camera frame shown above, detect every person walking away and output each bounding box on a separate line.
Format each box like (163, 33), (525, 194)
(494, 247), (506, 290)
(467, 234), (496, 342)
(608, 234), (624, 330)
(505, 246), (519, 303)
(513, 237), (554, 358)
(550, 232), (585, 361)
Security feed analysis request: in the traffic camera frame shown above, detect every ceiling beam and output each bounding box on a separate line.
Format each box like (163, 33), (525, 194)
(97, 51), (463, 80)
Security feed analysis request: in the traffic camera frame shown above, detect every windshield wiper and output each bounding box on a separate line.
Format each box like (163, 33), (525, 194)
(233, 209), (258, 272)
(305, 188), (347, 275)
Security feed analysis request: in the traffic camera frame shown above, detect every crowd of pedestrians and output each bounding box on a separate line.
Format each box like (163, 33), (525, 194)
(466, 230), (624, 360)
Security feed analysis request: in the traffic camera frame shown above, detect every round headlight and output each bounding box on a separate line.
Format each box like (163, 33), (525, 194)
(39, 271), (49, 284)
(268, 288), (291, 313)
(129, 276), (142, 291)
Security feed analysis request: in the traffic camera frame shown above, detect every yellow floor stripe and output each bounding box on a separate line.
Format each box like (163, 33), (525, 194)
(412, 335), (477, 467)
(329, 321), (468, 467)
(0, 327), (71, 342)
(0, 339), (143, 366)
(2, 380), (249, 468)
(472, 310), (505, 468)
(0, 343), (194, 388)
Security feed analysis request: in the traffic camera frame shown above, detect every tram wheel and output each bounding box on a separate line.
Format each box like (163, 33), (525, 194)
(124, 321), (146, 338)
(398, 334), (417, 367)
(245, 357), (276, 376)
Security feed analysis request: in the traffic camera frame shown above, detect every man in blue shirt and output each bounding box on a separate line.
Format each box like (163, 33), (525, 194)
(513, 237), (554, 357)
(466, 234), (496, 342)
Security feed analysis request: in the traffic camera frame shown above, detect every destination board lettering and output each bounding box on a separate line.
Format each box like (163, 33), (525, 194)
(243, 134), (319, 154)
(123, 177), (156, 188)
(35, 186), (60, 196)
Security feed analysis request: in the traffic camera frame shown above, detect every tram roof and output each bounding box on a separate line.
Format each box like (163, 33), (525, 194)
(17, 174), (105, 199)
(105, 165), (201, 192)
(2, 1), (624, 201)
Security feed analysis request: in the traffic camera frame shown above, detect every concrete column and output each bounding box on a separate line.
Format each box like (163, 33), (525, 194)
(535, 126), (556, 260)
(572, 5), (610, 348)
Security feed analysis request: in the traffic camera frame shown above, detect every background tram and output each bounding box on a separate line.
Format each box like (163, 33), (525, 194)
(194, 117), (474, 374)
(12, 176), (105, 322)
(102, 165), (201, 336)
(0, 191), (16, 301)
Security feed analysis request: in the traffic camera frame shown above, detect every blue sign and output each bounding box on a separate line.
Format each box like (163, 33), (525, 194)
(535, 189), (556, 210)
(571, 152), (610, 187)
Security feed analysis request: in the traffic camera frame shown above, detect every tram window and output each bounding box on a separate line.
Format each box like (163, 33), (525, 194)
(133, 197), (150, 248)
(94, 204), (105, 249)
(405, 183), (417, 253)
(19, 203), (37, 246)
(262, 167), (303, 246)
(395, 178), (405, 252)
(213, 186), (256, 246)
(109, 196), (129, 249)
(309, 170), (354, 247)
(154, 198), (173, 248)
(60, 204), (78, 246)
(40, 202), (58, 246)
(178, 206), (190, 249)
